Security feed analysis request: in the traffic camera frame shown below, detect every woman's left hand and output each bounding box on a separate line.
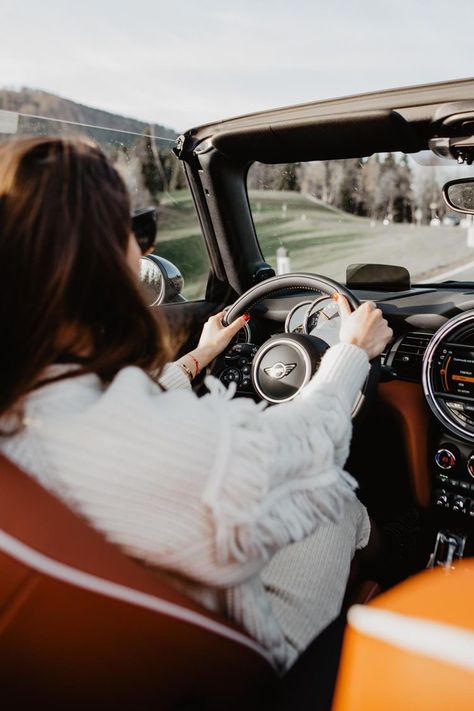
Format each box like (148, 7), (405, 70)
(195, 310), (250, 368)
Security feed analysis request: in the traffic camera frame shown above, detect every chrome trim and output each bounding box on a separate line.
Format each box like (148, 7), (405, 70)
(235, 322), (252, 343)
(263, 362), (297, 379)
(467, 455), (474, 479)
(422, 311), (474, 441)
(352, 391), (365, 418)
(140, 256), (165, 307)
(284, 300), (312, 334)
(385, 331), (434, 370)
(252, 338), (312, 404)
(435, 448), (456, 470)
(303, 295), (339, 334)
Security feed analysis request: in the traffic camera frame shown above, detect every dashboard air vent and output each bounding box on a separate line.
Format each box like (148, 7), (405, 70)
(390, 332), (433, 382)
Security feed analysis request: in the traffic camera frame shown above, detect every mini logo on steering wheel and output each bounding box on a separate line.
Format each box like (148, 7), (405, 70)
(264, 362), (297, 380)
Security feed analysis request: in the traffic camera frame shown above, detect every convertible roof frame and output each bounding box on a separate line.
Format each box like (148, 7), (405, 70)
(176, 78), (474, 297)
(175, 78), (474, 165)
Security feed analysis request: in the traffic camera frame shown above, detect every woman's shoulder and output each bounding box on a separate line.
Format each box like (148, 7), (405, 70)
(99, 365), (196, 413)
(98, 367), (263, 436)
(24, 364), (263, 448)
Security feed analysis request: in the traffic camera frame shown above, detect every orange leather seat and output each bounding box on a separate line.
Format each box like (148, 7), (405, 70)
(0, 454), (278, 709)
(332, 558), (474, 711)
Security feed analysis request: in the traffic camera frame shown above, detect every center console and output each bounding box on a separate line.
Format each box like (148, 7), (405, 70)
(432, 435), (474, 520)
(423, 311), (474, 548)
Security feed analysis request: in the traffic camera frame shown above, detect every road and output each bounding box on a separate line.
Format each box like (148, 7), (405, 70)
(421, 259), (474, 283)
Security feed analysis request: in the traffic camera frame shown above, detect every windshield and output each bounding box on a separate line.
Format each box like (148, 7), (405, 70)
(248, 152), (474, 284)
(0, 106), (209, 300)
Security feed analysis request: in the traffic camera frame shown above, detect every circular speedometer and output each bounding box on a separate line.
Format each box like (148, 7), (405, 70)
(423, 311), (474, 440)
(285, 300), (313, 333)
(304, 295), (340, 335)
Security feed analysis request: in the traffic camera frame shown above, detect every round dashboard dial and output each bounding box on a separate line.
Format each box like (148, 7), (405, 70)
(285, 301), (313, 334)
(304, 296), (340, 335)
(423, 311), (474, 440)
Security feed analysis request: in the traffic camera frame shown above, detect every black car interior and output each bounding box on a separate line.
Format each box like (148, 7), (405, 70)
(163, 79), (474, 571)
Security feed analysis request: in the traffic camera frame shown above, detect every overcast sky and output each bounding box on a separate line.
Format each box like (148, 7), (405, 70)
(1, 0), (473, 132)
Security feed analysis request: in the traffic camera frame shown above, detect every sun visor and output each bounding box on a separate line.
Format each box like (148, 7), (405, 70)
(211, 110), (419, 164)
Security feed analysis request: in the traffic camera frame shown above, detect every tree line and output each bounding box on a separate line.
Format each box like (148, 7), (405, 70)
(248, 153), (454, 225)
(111, 139), (455, 226)
(109, 133), (188, 208)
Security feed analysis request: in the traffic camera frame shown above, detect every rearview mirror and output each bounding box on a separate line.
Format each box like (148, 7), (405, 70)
(139, 255), (186, 305)
(442, 178), (474, 214)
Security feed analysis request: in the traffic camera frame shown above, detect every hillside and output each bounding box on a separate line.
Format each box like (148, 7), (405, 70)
(247, 189), (469, 284)
(156, 188), (469, 299)
(0, 88), (177, 145)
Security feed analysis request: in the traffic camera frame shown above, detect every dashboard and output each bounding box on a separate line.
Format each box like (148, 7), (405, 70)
(215, 283), (474, 532)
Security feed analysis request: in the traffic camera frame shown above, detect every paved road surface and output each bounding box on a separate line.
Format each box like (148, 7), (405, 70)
(421, 259), (474, 284)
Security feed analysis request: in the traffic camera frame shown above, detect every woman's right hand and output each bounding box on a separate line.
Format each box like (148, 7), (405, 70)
(336, 294), (393, 360)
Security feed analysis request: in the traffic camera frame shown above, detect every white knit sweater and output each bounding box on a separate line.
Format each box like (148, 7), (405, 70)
(0, 342), (369, 670)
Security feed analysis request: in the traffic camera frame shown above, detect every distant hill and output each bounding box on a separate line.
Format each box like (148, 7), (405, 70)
(0, 88), (177, 146)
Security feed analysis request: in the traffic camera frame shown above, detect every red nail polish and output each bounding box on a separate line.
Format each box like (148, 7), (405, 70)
(243, 313), (250, 321)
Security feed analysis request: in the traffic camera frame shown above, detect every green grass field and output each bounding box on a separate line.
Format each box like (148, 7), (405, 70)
(154, 189), (470, 299)
(153, 191), (209, 300)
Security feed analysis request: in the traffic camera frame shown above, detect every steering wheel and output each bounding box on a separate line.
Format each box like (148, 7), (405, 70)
(223, 273), (379, 417)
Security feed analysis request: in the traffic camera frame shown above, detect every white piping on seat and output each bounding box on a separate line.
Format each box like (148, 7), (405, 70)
(0, 529), (274, 668)
(348, 604), (474, 673)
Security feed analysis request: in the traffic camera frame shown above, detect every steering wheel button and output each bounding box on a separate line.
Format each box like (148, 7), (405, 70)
(220, 367), (241, 385)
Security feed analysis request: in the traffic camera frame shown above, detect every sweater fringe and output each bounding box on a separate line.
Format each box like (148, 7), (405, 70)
(201, 376), (358, 566)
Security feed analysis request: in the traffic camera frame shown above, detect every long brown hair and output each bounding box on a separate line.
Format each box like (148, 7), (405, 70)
(0, 135), (174, 419)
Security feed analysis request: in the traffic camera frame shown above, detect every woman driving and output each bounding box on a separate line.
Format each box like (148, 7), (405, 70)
(0, 136), (392, 671)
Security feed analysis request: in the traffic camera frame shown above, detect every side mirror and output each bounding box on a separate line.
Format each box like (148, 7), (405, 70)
(442, 178), (474, 214)
(139, 255), (186, 305)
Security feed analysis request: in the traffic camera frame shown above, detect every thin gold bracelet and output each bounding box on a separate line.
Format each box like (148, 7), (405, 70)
(179, 362), (194, 381)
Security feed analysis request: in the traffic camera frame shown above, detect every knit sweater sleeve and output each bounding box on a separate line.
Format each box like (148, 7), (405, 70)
(153, 362), (192, 390)
(32, 343), (368, 589)
(198, 342), (369, 575)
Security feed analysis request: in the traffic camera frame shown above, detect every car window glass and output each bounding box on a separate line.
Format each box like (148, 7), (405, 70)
(248, 152), (474, 284)
(0, 108), (209, 300)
